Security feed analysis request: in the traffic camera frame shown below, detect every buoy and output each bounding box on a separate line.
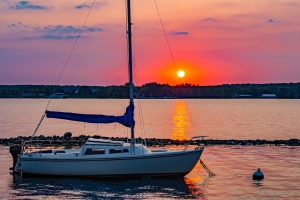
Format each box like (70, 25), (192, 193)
(253, 168), (264, 180)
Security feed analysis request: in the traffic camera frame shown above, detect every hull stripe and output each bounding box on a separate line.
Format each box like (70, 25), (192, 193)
(21, 150), (203, 162)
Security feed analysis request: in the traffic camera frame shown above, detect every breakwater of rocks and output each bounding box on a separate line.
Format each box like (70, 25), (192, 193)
(0, 135), (299, 147)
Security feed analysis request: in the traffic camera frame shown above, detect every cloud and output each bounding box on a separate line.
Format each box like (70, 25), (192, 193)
(84, 27), (103, 32)
(73, 1), (105, 9)
(41, 35), (80, 39)
(6, 21), (30, 30)
(44, 25), (81, 34)
(0, 0), (9, 7)
(285, 2), (299, 6)
(195, 17), (223, 30)
(0, 0), (9, 5)
(204, 18), (216, 21)
(3, 23), (103, 40)
(75, 2), (91, 9)
(172, 31), (189, 35)
(10, 1), (48, 10)
(9, 23), (18, 28)
(41, 25), (103, 34)
(22, 35), (82, 40)
(34, 26), (41, 31)
(17, 25), (103, 40)
(267, 19), (281, 23)
(0, 0), (9, 10)
(268, 19), (275, 23)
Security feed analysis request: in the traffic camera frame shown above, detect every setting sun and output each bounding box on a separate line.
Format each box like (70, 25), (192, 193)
(177, 70), (185, 78)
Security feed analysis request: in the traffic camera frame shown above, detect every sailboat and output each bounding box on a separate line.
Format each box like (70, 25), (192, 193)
(14, 0), (204, 177)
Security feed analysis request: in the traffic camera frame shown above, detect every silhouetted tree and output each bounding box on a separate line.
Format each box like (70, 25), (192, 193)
(78, 86), (93, 95)
(97, 87), (110, 98)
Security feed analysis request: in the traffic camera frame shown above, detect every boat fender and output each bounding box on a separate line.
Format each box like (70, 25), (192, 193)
(64, 132), (72, 140)
(9, 145), (21, 170)
(253, 168), (264, 180)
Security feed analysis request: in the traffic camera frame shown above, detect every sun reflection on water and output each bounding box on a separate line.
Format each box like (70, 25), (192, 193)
(184, 177), (202, 197)
(171, 100), (191, 140)
(184, 163), (205, 197)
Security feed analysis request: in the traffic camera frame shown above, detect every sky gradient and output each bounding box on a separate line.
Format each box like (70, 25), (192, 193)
(1, 0), (300, 86)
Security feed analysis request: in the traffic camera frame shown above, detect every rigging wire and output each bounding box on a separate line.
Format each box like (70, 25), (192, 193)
(31, 0), (96, 137)
(153, 0), (198, 136)
(45, 0), (96, 110)
(120, 0), (128, 140)
(128, 0), (147, 145)
(133, 58), (147, 145)
(125, 0), (147, 147)
(132, 58), (147, 154)
(126, 0), (147, 145)
(153, 0), (179, 81)
(31, 114), (45, 137)
(138, 99), (147, 145)
(153, 1), (212, 174)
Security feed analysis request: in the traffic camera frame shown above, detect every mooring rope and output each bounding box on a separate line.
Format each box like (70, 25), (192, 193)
(200, 159), (216, 176)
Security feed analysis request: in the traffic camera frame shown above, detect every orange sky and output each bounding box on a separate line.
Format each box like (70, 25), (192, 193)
(1, 0), (300, 85)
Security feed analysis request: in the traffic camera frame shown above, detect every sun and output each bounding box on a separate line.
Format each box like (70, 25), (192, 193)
(177, 70), (185, 78)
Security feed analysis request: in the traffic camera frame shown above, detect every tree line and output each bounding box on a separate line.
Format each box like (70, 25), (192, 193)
(0, 82), (300, 98)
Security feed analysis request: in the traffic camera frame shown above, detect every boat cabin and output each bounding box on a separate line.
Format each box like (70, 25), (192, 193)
(25, 138), (153, 158)
(82, 138), (152, 156)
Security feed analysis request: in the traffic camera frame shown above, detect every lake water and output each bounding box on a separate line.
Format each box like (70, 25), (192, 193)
(0, 99), (300, 199)
(0, 99), (300, 140)
(1, 145), (299, 199)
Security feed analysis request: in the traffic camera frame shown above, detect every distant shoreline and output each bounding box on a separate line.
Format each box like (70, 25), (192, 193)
(0, 97), (300, 99)
(1, 82), (300, 99)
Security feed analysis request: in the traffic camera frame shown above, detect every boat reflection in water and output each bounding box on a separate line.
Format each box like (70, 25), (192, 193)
(10, 173), (204, 199)
(171, 100), (192, 141)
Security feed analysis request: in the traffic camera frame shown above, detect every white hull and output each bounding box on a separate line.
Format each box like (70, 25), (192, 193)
(20, 150), (202, 176)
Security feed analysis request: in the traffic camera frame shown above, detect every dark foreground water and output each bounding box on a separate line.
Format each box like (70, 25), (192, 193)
(1, 99), (299, 198)
(1, 145), (299, 199)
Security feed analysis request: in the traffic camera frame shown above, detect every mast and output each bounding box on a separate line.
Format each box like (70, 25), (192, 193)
(127, 0), (135, 148)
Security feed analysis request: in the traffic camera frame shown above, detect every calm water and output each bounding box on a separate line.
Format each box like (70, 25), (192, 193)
(1, 145), (299, 199)
(0, 99), (300, 140)
(0, 99), (300, 199)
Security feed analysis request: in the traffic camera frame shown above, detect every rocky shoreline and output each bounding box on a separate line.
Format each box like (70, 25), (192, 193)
(1, 135), (299, 147)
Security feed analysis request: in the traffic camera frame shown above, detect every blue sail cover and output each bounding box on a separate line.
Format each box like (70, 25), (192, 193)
(45, 103), (135, 128)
